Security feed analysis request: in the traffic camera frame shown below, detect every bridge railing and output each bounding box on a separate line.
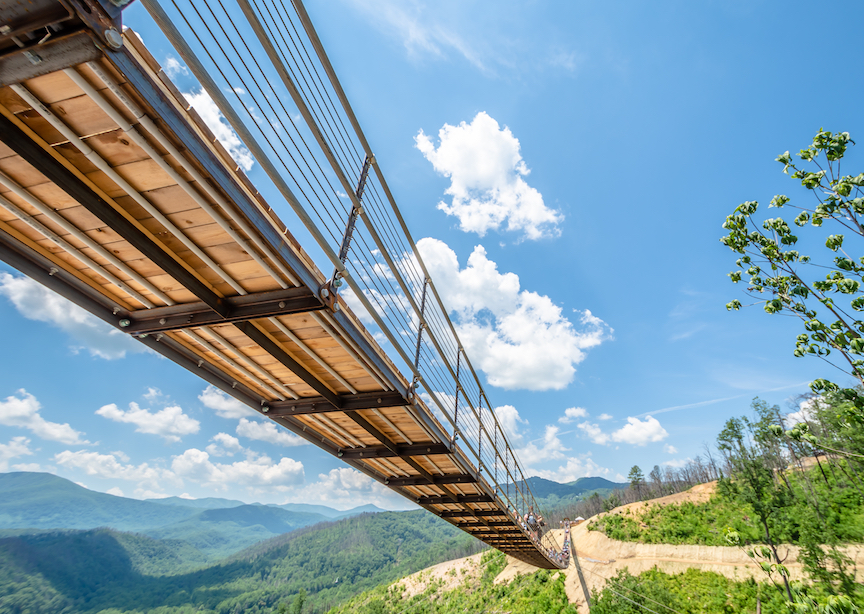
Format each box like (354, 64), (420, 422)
(142, 0), (562, 564)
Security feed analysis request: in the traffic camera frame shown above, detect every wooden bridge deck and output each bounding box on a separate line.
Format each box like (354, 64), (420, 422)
(0, 14), (561, 569)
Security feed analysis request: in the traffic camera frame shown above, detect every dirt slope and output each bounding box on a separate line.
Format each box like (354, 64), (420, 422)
(388, 483), (864, 614)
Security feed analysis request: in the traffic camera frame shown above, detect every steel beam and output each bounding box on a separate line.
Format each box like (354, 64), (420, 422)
(439, 510), (504, 519)
(122, 287), (324, 334)
(418, 494), (492, 506)
(385, 474), (475, 487)
(338, 443), (449, 460)
(0, 112), (229, 317)
(269, 391), (408, 415)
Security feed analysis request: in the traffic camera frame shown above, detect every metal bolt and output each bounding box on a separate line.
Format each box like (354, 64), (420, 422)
(119, 319), (131, 327)
(48, 267), (58, 276)
(321, 287), (330, 299)
(159, 318), (166, 325)
(262, 406), (269, 413)
(104, 28), (123, 49)
(23, 51), (42, 65)
(0, 25), (11, 34)
(278, 301), (285, 309)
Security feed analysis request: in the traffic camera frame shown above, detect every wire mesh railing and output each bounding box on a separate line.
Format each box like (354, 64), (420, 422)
(141, 0), (564, 565)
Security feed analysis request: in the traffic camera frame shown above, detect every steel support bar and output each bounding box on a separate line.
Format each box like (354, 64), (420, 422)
(233, 320), (340, 407)
(456, 521), (514, 528)
(338, 443), (449, 460)
(385, 474), (475, 487)
(268, 391), (408, 415)
(122, 287), (323, 334)
(418, 494), (492, 506)
(0, 112), (229, 317)
(439, 510), (504, 519)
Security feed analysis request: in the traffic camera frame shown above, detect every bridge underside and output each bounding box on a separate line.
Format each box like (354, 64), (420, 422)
(0, 0), (561, 569)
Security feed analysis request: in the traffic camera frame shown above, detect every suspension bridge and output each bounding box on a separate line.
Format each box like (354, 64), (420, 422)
(0, 0), (566, 568)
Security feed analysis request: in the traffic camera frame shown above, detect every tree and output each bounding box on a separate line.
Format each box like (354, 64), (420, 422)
(627, 465), (645, 500)
(721, 129), (864, 423)
(717, 414), (793, 602)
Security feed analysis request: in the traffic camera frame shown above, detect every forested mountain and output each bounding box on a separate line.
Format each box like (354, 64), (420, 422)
(0, 472), (333, 559)
(507, 475), (626, 508)
(0, 510), (483, 614)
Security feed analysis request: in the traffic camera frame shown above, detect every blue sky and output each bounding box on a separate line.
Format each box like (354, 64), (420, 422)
(2, 0), (863, 510)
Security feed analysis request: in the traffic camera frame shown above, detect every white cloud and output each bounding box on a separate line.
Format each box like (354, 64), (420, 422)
(171, 448), (304, 489)
(164, 56), (189, 79)
(664, 444), (678, 454)
(0, 436), (32, 471)
(106, 486), (125, 497)
(559, 407), (588, 424)
(611, 416), (668, 446)
(184, 88), (255, 171)
(493, 404), (527, 444)
(96, 402), (200, 442)
(206, 432), (244, 457)
(577, 421), (610, 445)
(0, 273), (145, 360)
(517, 425), (567, 465)
(418, 238), (611, 390)
(531, 456), (612, 483)
(0, 390), (88, 444)
(597, 413), (613, 421)
(198, 386), (256, 419)
(662, 458), (690, 469)
(236, 418), (307, 447)
(54, 450), (165, 486)
(416, 113), (562, 241)
(283, 467), (412, 510)
(11, 462), (42, 472)
(784, 397), (818, 428)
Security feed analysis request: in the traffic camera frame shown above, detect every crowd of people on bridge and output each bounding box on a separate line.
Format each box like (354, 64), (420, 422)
(507, 504), (572, 567)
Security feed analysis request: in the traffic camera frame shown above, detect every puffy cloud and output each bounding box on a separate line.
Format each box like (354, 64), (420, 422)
(0, 273), (145, 360)
(611, 416), (668, 446)
(96, 402), (200, 442)
(236, 418), (307, 447)
(0, 389), (88, 444)
(198, 386), (256, 419)
(517, 425), (567, 465)
(106, 486), (125, 497)
(559, 407), (588, 423)
(284, 467), (412, 510)
(184, 88), (254, 171)
(164, 56), (188, 79)
(418, 239), (611, 390)
(597, 413), (613, 421)
(171, 448), (304, 488)
(784, 397), (818, 428)
(0, 436), (33, 471)
(664, 444), (678, 454)
(530, 456), (612, 483)
(577, 421), (610, 445)
(662, 458), (690, 469)
(494, 404), (528, 444)
(54, 450), (165, 486)
(416, 112), (562, 241)
(206, 433), (244, 457)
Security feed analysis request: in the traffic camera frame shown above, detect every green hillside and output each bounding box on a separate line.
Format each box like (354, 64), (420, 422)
(507, 476), (626, 511)
(0, 510), (482, 614)
(0, 473), (332, 560)
(144, 505), (329, 559)
(0, 472), (198, 531)
(147, 496), (246, 510)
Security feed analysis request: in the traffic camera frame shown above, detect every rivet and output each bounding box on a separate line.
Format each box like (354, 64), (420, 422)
(278, 301), (286, 309)
(159, 318), (166, 325)
(119, 319), (131, 327)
